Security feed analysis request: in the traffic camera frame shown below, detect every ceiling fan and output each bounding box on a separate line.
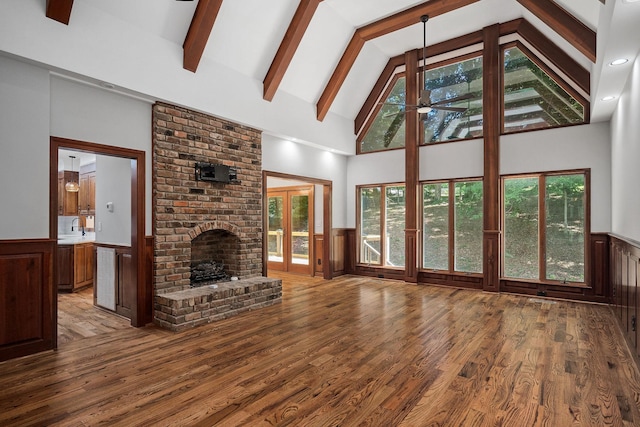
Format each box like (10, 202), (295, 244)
(382, 15), (474, 117)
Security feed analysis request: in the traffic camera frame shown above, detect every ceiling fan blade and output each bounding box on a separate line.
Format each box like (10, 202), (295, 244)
(430, 93), (474, 106)
(382, 111), (403, 118)
(432, 106), (467, 113)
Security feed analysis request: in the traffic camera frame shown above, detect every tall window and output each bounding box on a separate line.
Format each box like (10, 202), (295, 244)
(503, 172), (587, 283)
(358, 184), (406, 267)
(422, 179), (483, 273)
(503, 45), (585, 133)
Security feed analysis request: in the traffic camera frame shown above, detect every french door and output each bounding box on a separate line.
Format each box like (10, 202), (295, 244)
(267, 186), (313, 274)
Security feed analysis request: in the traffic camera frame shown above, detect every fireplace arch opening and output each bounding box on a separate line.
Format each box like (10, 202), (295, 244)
(190, 229), (240, 287)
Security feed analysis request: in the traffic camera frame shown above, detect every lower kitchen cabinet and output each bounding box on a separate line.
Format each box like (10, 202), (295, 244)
(57, 243), (94, 292)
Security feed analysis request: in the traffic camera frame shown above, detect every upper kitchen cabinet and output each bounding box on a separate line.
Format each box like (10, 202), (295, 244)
(58, 170), (79, 216)
(78, 163), (96, 215)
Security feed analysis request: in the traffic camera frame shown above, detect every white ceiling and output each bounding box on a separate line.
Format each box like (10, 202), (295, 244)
(2, 0), (640, 154)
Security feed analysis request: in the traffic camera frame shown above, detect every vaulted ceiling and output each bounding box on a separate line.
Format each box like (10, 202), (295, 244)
(26, 0), (640, 153)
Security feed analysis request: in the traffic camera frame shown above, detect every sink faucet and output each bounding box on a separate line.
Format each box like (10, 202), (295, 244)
(71, 217), (86, 236)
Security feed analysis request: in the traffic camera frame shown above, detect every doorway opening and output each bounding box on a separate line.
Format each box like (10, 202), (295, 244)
(263, 172), (332, 279)
(51, 137), (149, 349)
(267, 185), (314, 275)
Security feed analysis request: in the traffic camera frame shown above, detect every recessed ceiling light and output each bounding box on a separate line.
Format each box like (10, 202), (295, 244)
(602, 96), (616, 101)
(609, 58), (629, 66)
(623, 0), (640, 3)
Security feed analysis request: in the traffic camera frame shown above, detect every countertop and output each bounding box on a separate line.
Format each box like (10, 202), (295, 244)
(58, 233), (96, 245)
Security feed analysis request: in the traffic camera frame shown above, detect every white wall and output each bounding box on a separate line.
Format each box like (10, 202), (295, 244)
(611, 55), (640, 242)
(95, 155), (132, 246)
(345, 123), (611, 231)
(0, 55), (51, 239)
(262, 134), (348, 229)
(501, 122), (611, 232)
(50, 75), (153, 235)
(420, 138), (484, 181)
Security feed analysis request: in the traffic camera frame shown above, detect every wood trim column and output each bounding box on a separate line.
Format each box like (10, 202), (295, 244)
(404, 49), (419, 283)
(482, 24), (501, 292)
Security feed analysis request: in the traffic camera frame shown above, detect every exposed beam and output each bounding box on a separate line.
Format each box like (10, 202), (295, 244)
(263, 0), (324, 101)
(183, 0), (224, 73)
(46, 0), (74, 25)
(317, 0), (480, 121)
(516, 0), (596, 63)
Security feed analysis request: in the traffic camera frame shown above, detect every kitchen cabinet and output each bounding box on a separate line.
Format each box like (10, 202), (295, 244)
(78, 163), (96, 215)
(58, 171), (79, 216)
(57, 242), (94, 292)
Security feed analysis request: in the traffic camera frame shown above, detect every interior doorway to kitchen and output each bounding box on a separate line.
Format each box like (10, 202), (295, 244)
(51, 137), (148, 349)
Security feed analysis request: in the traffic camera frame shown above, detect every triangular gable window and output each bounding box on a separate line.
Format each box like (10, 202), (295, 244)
(503, 45), (585, 133)
(360, 76), (406, 153)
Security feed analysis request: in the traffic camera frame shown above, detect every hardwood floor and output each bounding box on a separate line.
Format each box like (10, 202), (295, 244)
(2, 273), (640, 426)
(57, 287), (131, 345)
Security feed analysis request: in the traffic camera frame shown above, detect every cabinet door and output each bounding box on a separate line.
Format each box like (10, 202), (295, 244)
(75, 245), (87, 285)
(88, 173), (96, 212)
(57, 245), (73, 291)
(78, 173), (89, 213)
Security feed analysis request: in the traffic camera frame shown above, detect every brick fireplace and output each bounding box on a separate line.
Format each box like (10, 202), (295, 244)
(152, 103), (280, 330)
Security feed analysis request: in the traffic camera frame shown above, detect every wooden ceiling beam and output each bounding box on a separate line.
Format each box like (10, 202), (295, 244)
(516, 0), (596, 63)
(183, 0), (224, 73)
(263, 0), (324, 101)
(317, 0), (480, 121)
(46, 0), (74, 25)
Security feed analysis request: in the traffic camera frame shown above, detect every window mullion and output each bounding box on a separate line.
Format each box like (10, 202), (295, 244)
(380, 186), (386, 266)
(539, 175), (547, 281)
(448, 181), (455, 272)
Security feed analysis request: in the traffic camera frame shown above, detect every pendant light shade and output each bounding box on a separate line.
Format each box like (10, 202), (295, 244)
(65, 156), (80, 192)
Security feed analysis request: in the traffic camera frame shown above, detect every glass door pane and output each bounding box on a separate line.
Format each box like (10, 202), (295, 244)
(268, 194), (285, 270)
(290, 194), (309, 267)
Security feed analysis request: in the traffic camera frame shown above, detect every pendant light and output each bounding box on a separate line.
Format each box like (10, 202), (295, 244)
(65, 155), (80, 192)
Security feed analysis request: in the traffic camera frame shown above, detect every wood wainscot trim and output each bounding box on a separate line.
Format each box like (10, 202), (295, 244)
(418, 271), (483, 290)
(0, 239), (56, 362)
(331, 228), (355, 276)
(313, 233), (324, 276)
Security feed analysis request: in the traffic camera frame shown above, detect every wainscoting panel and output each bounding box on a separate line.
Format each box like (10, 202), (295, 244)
(0, 240), (55, 362)
(610, 234), (640, 362)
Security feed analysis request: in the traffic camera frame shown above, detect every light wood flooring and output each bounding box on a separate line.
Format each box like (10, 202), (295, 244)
(57, 287), (131, 345)
(2, 273), (640, 426)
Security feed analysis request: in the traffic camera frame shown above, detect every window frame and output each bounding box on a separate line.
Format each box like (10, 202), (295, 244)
(420, 177), (484, 276)
(500, 41), (589, 136)
(356, 73), (407, 155)
(356, 182), (406, 268)
(500, 169), (591, 286)
(418, 51), (485, 147)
